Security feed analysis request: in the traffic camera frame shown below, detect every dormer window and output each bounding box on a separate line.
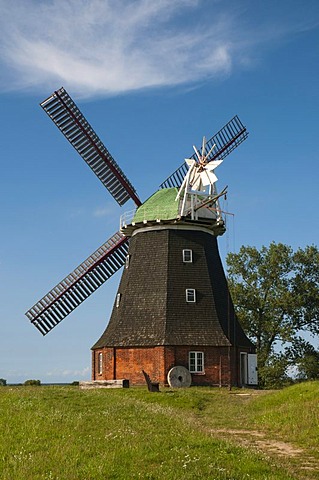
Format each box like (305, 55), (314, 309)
(116, 293), (121, 308)
(186, 288), (196, 303)
(183, 249), (193, 263)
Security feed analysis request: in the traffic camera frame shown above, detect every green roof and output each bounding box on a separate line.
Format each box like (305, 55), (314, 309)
(133, 188), (179, 223)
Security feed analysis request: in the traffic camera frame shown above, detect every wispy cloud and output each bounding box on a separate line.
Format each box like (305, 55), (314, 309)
(46, 367), (90, 378)
(93, 206), (114, 218)
(66, 203), (119, 219)
(4, 367), (90, 383)
(0, 0), (317, 97)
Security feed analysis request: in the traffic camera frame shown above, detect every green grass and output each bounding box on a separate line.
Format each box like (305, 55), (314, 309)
(246, 382), (319, 449)
(0, 382), (318, 479)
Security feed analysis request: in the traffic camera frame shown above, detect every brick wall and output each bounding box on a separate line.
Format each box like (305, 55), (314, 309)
(92, 345), (252, 386)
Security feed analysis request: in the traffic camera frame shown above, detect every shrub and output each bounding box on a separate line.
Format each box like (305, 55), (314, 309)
(258, 354), (293, 389)
(24, 379), (41, 386)
(0, 378), (7, 386)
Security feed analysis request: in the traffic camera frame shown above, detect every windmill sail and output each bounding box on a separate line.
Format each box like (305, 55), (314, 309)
(25, 232), (129, 335)
(159, 115), (248, 189)
(41, 88), (141, 207)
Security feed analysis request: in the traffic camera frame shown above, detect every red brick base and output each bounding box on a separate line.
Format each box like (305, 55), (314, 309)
(92, 345), (251, 387)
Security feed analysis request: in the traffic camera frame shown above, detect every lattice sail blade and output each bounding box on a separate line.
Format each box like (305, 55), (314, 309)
(40, 87), (141, 207)
(159, 115), (248, 189)
(25, 232), (129, 335)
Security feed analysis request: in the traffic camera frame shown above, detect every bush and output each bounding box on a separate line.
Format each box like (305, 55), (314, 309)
(258, 354), (293, 389)
(0, 378), (7, 386)
(24, 379), (41, 386)
(70, 381), (79, 386)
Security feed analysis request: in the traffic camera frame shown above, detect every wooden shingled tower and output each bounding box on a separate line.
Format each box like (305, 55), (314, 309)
(26, 88), (257, 388)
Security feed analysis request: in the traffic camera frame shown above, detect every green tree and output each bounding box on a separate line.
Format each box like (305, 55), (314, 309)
(258, 353), (292, 389)
(226, 242), (319, 386)
(24, 379), (41, 386)
(285, 337), (319, 380)
(292, 245), (319, 332)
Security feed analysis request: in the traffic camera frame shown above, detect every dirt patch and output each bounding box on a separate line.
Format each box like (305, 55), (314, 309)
(211, 427), (318, 475)
(214, 429), (303, 456)
(255, 439), (303, 457)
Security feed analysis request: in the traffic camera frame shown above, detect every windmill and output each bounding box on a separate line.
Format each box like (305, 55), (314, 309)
(26, 87), (257, 387)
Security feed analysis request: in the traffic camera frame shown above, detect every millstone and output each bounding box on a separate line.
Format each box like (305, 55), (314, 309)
(167, 366), (192, 388)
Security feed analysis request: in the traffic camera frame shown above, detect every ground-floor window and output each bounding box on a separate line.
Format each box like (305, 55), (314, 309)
(189, 351), (204, 373)
(98, 352), (103, 374)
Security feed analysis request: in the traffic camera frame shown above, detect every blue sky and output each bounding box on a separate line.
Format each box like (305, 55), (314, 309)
(0, 0), (318, 383)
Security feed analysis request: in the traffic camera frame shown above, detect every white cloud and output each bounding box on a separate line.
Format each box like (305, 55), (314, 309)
(93, 206), (114, 218)
(61, 367), (90, 378)
(46, 367), (90, 378)
(0, 0), (317, 98)
(0, 0), (236, 97)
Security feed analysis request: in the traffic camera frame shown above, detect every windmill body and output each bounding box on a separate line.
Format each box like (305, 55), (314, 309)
(92, 150), (255, 387)
(26, 88), (257, 387)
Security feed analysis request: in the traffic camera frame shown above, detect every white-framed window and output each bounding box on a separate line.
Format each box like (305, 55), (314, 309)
(125, 254), (130, 269)
(183, 249), (193, 263)
(189, 351), (204, 373)
(98, 352), (103, 375)
(186, 288), (196, 303)
(116, 293), (121, 307)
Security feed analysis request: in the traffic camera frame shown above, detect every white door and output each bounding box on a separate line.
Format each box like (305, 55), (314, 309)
(247, 354), (258, 385)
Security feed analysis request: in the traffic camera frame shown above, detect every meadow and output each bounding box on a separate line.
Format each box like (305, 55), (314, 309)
(0, 381), (318, 479)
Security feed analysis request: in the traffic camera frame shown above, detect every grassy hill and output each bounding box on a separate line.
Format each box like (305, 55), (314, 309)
(0, 381), (318, 479)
